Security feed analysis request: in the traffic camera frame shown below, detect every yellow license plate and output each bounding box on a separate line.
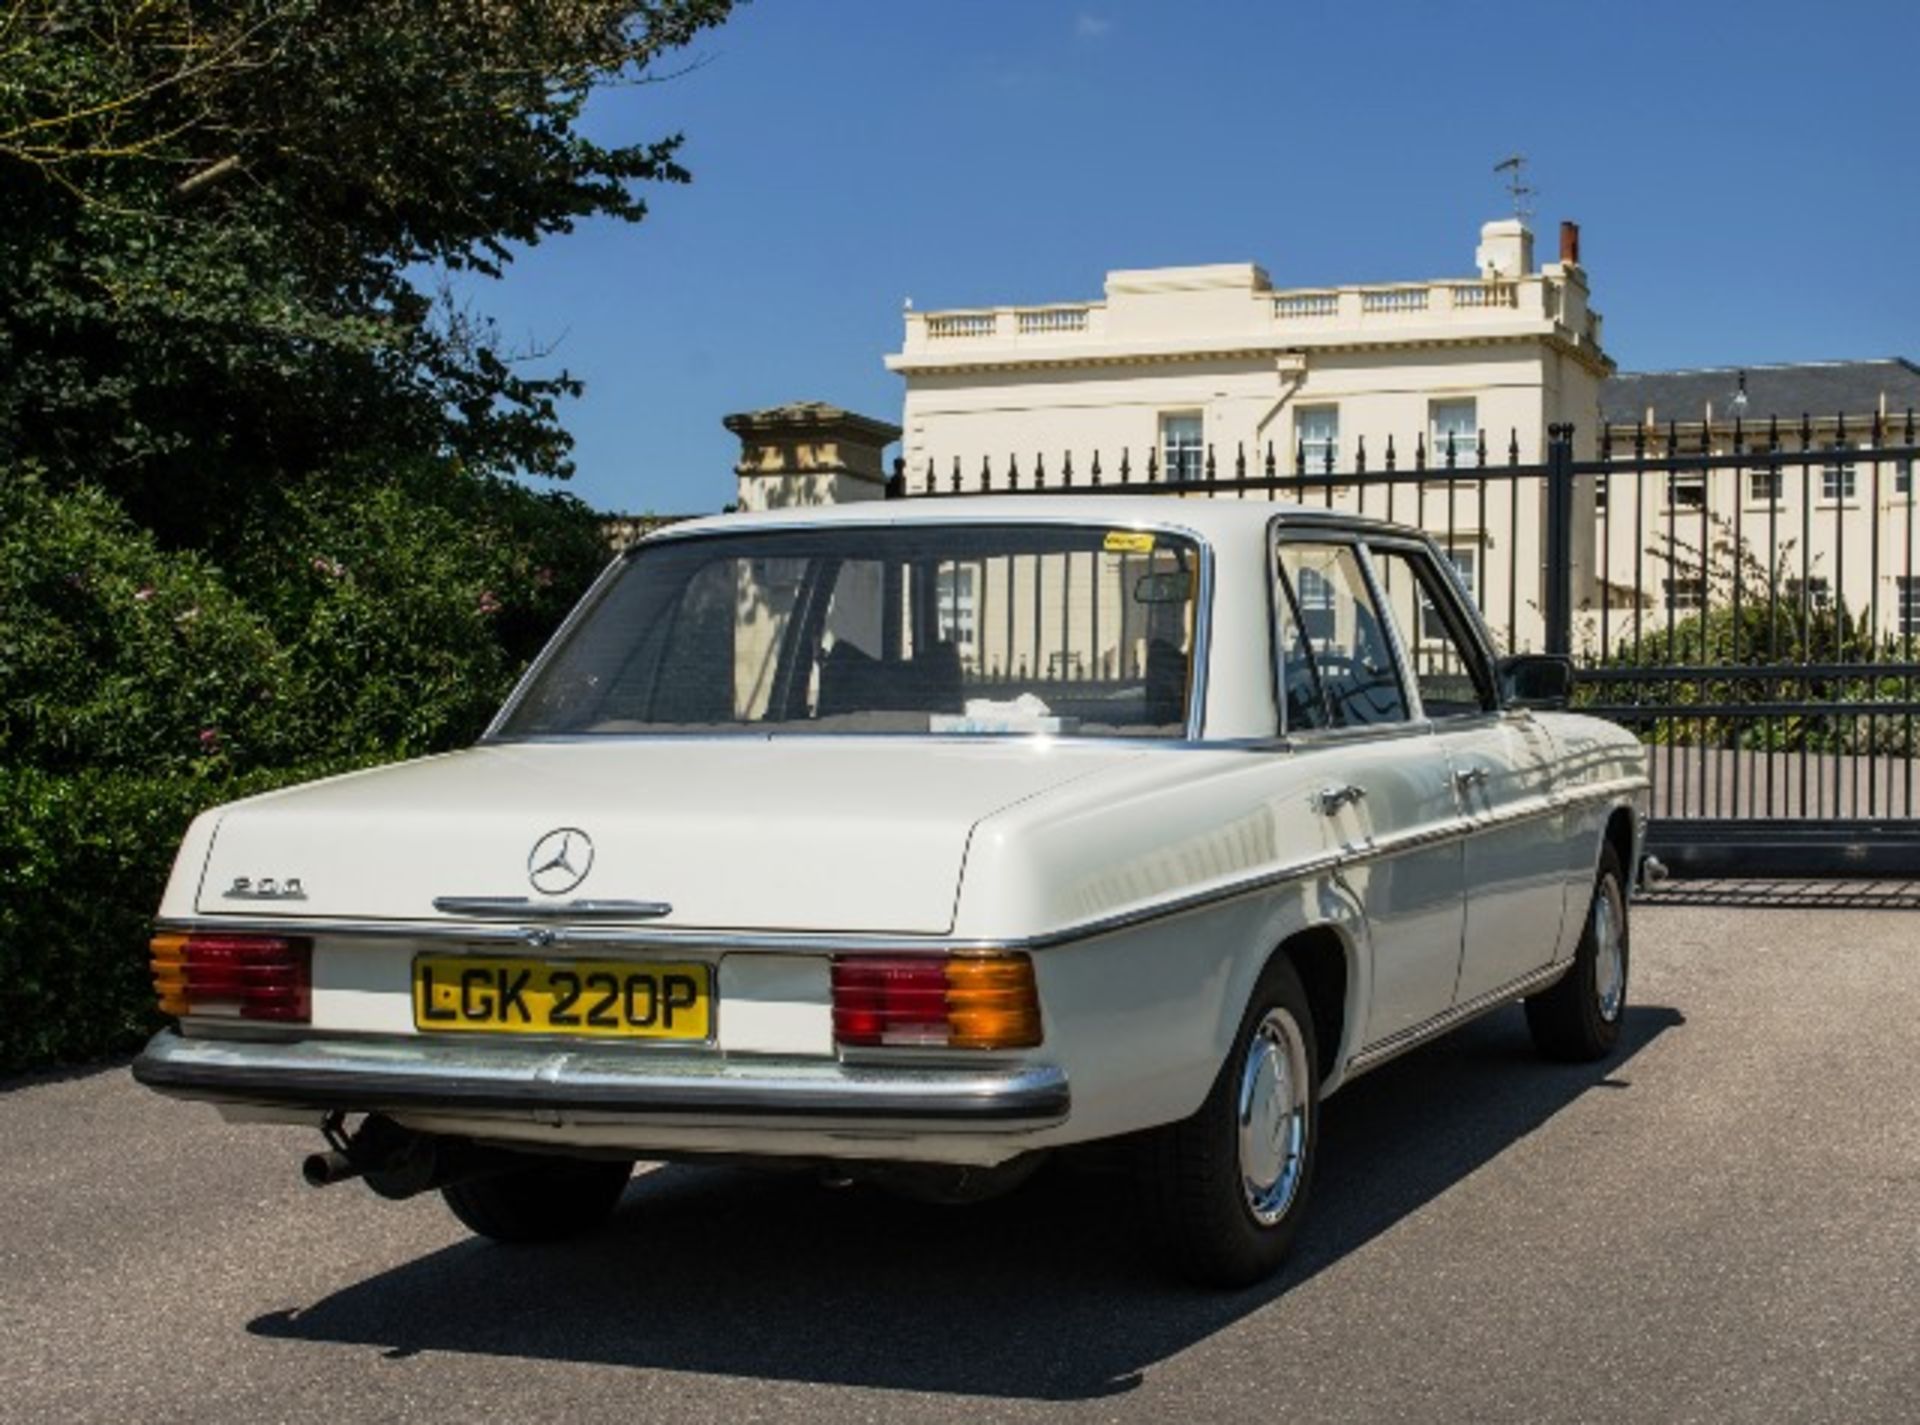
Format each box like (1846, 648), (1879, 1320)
(412, 955), (713, 1041)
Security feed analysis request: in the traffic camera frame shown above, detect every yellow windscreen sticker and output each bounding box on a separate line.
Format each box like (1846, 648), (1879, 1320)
(1103, 530), (1156, 554)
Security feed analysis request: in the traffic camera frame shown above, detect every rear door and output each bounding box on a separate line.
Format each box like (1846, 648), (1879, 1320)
(1275, 536), (1467, 1046)
(1365, 539), (1568, 1004)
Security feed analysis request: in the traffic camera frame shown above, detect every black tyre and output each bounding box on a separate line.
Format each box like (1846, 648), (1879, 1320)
(441, 1155), (634, 1244)
(1137, 955), (1320, 1289)
(1525, 843), (1629, 1062)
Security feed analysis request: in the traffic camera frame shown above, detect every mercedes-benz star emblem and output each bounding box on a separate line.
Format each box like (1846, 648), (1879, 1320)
(527, 828), (594, 896)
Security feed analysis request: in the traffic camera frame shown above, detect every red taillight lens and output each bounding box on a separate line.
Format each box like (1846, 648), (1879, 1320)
(150, 932), (312, 1023)
(831, 954), (1041, 1049)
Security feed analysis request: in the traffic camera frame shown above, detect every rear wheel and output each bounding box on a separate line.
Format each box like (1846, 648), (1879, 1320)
(1525, 843), (1629, 1062)
(441, 1155), (634, 1243)
(1137, 956), (1320, 1289)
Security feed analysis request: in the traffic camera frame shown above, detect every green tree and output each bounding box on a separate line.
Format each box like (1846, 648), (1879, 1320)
(0, 0), (737, 547)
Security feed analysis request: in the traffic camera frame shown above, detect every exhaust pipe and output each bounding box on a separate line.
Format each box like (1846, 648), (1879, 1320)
(302, 1148), (362, 1188)
(300, 1114), (524, 1200)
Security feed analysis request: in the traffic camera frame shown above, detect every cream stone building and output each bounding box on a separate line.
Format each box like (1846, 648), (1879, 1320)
(884, 218), (1613, 652)
(1589, 360), (1920, 649)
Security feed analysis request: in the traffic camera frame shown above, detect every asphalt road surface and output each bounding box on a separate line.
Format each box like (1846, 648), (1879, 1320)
(3, 892), (1915, 1424)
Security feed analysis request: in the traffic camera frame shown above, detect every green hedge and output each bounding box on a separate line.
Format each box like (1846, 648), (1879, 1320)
(0, 761), (377, 1074)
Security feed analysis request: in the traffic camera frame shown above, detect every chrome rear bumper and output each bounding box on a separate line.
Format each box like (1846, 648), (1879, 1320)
(131, 1030), (1070, 1130)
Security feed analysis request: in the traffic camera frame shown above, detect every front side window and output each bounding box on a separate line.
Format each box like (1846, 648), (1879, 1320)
(498, 525), (1201, 739)
(1276, 542), (1407, 731)
(1368, 546), (1495, 718)
(1161, 412), (1204, 483)
(1429, 398), (1478, 466)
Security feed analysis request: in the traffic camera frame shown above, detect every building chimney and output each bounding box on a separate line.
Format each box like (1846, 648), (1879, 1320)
(1559, 220), (1581, 266)
(1475, 219), (1533, 279)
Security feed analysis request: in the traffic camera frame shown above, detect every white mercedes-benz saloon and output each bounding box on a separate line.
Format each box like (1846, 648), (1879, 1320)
(135, 496), (1649, 1286)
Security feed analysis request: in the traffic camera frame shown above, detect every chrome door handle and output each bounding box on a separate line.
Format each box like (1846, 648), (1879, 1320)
(1313, 783), (1367, 815)
(1453, 765), (1489, 790)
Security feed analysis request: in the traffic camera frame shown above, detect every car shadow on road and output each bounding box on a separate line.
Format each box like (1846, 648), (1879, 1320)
(248, 1002), (1683, 1401)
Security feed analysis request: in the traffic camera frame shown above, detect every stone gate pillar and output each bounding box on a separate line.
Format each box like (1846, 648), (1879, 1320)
(723, 401), (901, 511)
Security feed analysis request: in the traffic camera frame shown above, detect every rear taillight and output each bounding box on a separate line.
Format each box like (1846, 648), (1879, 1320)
(831, 953), (1042, 1050)
(150, 932), (312, 1023)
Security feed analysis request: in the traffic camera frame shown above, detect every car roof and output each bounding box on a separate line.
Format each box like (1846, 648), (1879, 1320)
(646, 495), (1421, 545)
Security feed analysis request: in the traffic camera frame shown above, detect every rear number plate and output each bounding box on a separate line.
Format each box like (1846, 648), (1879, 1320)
(412, 955), (712, 1041)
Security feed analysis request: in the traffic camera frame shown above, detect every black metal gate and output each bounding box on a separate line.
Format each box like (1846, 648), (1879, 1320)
(888, 410), (1920, 876)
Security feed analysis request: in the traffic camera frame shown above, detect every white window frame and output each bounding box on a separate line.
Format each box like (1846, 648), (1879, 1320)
(1785, 576), (1832, 611)
(1160, 412), (1205, 484)
(1822, 443), (1857, 502)
(1428, 398), (1478, 466)
(1900, 576), (1920, 638)
(1669, 472), (1707, 509)
(1295, 405), (1340, 473)
(1423, 545), (1479, 640)
(1747, 468), (1783, 504)
(1663, 577), (1705, 611)
(935, 564), (977, 653)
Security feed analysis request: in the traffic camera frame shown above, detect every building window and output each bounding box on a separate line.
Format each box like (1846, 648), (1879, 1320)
(1898, 460), (1913, 496)
(1670, 473), (1707, 509)
(1294, 564), (1337, 645)
(1748, 468), (1783, 503)
(1822, 443), (1856, 502)
(1295, 406), (1339, 472)
(1901, 577), (1920, 638)
(1423, 545), (1478, 639)
(935, 565), (976, 652)
(1429, 399), (1478, 466)
(1785, 577), (1832, 611)
(1664, 577), (1705, 611)
(1161, 412), (1204, 483)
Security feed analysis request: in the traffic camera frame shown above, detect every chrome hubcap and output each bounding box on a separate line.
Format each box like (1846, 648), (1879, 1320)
(1593, 877), (1626, 1023)
(1237, 1007), (1310, 1226)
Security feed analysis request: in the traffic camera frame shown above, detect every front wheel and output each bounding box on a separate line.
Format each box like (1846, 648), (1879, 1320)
(1137, 956), (1320, 1289)
(1525, 843), (1630, 1062)
(441, 1154), (634, 1244)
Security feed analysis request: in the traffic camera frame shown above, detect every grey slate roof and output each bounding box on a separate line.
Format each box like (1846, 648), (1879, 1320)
(1602, 359), (1920, 427)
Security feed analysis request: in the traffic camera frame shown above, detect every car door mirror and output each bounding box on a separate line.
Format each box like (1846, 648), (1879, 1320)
(1498, 654), (1573, 709)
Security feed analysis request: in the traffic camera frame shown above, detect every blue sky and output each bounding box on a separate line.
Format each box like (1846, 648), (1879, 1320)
(469, 0), (1919, 515)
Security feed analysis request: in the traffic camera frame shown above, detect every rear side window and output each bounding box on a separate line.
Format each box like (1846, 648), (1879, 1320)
(1275, 542), (1408, 731)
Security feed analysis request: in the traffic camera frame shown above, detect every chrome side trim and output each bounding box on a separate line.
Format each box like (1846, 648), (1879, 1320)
(430, 897), (673, 921)
(163, 778), (1648, 957)
(1343, 959), (1572, 1079)
(131, 1030), (1069, 1129)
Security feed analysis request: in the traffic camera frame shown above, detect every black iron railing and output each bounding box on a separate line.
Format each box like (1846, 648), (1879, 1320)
(887, 412), (1920, 874)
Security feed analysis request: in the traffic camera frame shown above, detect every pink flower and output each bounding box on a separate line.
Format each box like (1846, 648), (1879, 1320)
(198, 727), (221, 751)
(134, 586), (156, 602)
(310, 556), (346, 578)
(533, 566), (554, 588)
(476, 590), (502, 616)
